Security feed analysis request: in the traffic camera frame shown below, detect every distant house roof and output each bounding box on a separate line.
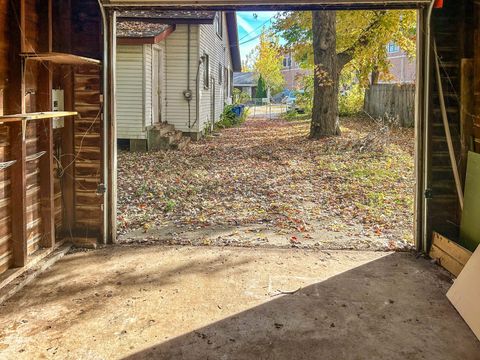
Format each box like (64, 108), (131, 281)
(234, 72), (257, 87)
(117, 22), (171, 38)
(116, 11), (242, 72)
(117, 22), (176, 44)
(117, 10), (216, 24)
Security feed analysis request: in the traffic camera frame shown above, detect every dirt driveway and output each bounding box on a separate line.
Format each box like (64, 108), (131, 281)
(117, 117), (415, 250)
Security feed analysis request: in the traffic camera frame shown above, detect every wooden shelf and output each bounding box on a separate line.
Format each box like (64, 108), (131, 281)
(0, 160), (16, 171)
(26, 151), (47, 162)
(0, 111), (78, 123)
(20, 52), (101, 66)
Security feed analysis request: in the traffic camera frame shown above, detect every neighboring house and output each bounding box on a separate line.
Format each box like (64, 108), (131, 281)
(233, 72), (257, 98)
(281, 52), (311, 90)
(116, 11), (241, 150)
(380, 42), (416, 83)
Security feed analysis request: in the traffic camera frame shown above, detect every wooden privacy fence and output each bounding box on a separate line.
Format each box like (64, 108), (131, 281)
(364, 83), (415, 127)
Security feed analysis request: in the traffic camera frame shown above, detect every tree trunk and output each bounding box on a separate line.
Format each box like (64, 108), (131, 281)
(310, 11), (340, 138)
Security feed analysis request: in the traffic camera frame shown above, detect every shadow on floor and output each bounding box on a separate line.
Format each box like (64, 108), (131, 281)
(124, 253), (480, 360)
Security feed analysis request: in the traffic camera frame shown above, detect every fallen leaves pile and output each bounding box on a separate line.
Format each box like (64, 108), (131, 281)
(117, 116), (415, 248)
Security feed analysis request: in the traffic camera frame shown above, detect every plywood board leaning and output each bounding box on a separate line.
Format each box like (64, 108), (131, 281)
(447, 246), (480, 341)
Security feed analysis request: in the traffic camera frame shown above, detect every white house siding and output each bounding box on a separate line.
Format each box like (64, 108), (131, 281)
(198, 12), (233, 133)
(116, 45), (146, 139)
(164, 24), (199, 133)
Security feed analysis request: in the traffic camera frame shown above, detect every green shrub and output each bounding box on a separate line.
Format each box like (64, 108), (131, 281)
(282, 110), (310, 121)
(257, 76), (267, 99)
(216, 104), (248, 129)
(295, 75), (314, 115)
(338, 84), (365, 116)
(233, 88), (250, 104)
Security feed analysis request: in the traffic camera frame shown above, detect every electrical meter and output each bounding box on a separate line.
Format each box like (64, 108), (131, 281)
(52, 89), (65, 129)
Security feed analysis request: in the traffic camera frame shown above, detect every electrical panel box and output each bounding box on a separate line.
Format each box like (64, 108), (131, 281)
(52, 89), (65, 129)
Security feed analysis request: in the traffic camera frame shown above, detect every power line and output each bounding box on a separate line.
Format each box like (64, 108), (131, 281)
(238, 13), (277, 42)
(239, 33), (262, 46)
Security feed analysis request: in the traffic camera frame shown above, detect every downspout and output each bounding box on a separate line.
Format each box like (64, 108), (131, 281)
(187, 24), (192, 129)
(98, 0), (109, 245)
(421, 0), (436, 252)
(193, 57), (204, 130)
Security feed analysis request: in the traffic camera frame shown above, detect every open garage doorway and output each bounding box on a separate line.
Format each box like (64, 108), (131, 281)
(3, 1), (480, 359)
(113, 7), (420, 252)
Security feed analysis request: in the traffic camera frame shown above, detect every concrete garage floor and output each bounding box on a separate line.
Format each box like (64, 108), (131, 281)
(0, 246), (479, 359)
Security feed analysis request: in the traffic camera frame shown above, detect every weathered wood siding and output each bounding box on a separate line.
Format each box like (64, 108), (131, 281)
(198, 13), (233, 132)
(0, 0), (12, 273)
(24, 0), (42, 256)
(164, 24), (199, 133)
(74, 65), (103, 233)
(116, 45), (146, 139)
(0, 125), (11, 273)
(0, 0), (104, 276)
(364, 83), (415, 127)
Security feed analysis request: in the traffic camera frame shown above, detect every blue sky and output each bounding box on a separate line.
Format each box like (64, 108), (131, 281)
(236, 12), (280, 62)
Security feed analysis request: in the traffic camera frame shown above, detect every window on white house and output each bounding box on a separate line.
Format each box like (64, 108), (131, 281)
(203, 53), (210, 89)
(387, 42), (400, 53)
(215, 12), (223, 38)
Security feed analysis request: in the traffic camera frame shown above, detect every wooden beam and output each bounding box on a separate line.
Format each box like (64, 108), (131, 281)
(38, 116), (55, 248)
(61, 68), (75, 233)
(38, 0), (53, 52)
(10, 122), (27, 266)
(37, 64), (55, 247)
(5, 1), (22, 114)
(20, 0), (26, 54)
(37, 0), (54, 248)
(6, 0), (27, 267)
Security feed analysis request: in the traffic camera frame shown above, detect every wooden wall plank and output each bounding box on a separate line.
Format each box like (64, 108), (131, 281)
(10, 123), (27, 266)
(430, 232), (473, 276)
(37, 0), (54, 248)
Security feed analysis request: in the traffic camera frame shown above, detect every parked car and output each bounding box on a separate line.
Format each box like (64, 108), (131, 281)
(283, 90), (305, 113)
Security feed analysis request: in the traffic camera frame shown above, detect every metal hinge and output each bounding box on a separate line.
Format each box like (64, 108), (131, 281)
(96, 183), (107, 196)
(424, 188), (434, 199)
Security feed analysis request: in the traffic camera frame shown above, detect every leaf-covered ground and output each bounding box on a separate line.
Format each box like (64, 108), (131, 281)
(117, 117), (415, 250)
